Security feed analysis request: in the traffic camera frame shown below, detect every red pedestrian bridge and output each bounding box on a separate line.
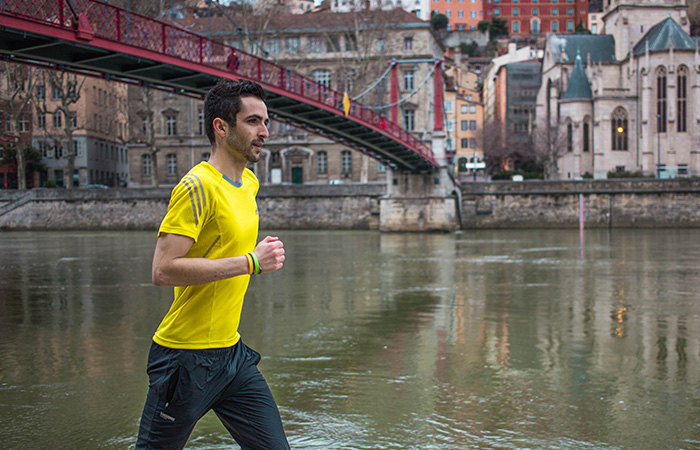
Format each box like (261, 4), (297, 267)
(0, 0), (439, 171)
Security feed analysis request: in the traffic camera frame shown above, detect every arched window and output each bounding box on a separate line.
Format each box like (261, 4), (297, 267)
(677, 65), (688, 133)
(582, 116), (591, 153)
(611, 107), (628, 151)
(566, 119), (573, 152)
(656, 66), (667, 132)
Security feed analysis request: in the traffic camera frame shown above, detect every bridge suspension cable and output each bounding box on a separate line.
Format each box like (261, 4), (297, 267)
(351, 62), (394, 101)
(362, 59), (440, 110)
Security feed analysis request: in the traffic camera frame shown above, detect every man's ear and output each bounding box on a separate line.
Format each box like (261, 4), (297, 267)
(212, 117), (227, 138)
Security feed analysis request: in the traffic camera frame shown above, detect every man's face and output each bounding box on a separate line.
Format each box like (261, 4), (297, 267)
(224, 96), (269, 164)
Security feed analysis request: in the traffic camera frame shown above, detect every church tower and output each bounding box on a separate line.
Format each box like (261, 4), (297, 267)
(602, 0), (689, 61)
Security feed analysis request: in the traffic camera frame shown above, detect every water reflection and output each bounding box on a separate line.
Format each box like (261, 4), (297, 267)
(1, 230), (699, 450)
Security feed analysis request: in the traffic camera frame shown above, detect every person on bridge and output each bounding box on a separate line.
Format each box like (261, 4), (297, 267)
(135, 79), (290, 450)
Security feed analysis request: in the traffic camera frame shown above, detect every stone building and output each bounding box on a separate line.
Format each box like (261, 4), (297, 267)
(128, 6), (444, 186)
(32, 75), (129, 188)
(443, 65), (485, 178)
(536, 0), (697, 180)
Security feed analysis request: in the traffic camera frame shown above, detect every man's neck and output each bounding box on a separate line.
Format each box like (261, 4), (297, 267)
(207, 147), (247, 184)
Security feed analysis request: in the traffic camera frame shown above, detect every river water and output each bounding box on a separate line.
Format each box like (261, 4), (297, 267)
(1, 229), (699, 450)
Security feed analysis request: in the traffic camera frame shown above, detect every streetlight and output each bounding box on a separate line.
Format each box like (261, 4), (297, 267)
(656, 113), (661, 178)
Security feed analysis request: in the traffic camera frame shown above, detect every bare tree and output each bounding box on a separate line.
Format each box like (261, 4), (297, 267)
(531, 119), (567, 179)
(37, 70), (86, 189)
(126, 86), (160, 187)
(0, 62), (37, 189)
(482, 120), (509, 172)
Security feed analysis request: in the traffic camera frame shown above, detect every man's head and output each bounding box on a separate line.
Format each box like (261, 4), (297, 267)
(204, 79), (267, 146)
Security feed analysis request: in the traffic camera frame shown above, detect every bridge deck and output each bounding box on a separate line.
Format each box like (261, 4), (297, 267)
(0, 0), (438, 171)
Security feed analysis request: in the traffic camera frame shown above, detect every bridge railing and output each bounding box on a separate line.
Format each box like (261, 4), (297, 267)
(0, 0), (436, 166)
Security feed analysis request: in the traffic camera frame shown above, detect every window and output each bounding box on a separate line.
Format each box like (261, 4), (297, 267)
(445, 101), (454, 114)
(470, 105), (476, 114)
(36, 84), (45, 100)
(677, 66), (687, 132)
(567, 20), (574, 32)
(317, 151), (328, 173)
(611, 107), (628, 151)
(167, 153), (177, 176)
(592, 24), (598, 34)
(470, 138), (477, 148)
(17, 115), (29, 132)
(345, 34), (357, 52)
(532, 17), (540, 32)
(494, 8), (500, 15)
(461, 138), (468, 148)
(341, 150), (352, 173)
(567, 8), (573, 15)
(513, 21), (520, 32)
(552, 8), (558, 15)
(461, 104), (468, 113)
(327, 36), (340, 53)
(461, 120), (468, 131)
(198, 108), (204, 135)
(404, 37), (413, 51)
(403, 71), (414, 91)
(404, 109), (415, 131)
(37, 112), (46, 129)
(458, 10), (463, 18)
(566, 121), (573, 152)
(533, 8), (538, 15)
(377, 39), (386, 52)
(446, 120), (454, 132)
(53, 111), (62, 128)
(51, 86), (60, 100)
(142, 154), (152, 176)
(309, 37), (323, 53)
(469, 120), (477, 130)
(141, 117), (149, 136)
(286, 37), (299, 54)
(471, 10), (476, 18)
(69, 111), (77, 129)
(583, 120), (590, 152)
(377, 162), (387, 173)
(267, 39), (281, 54)
(446, 10), (451, 17)
(656, 66), (667, 133)
(313, 69), (331, 88)
(165, 115), (177, 136)
(552, 20), (558, 32)
(513, 8), (519, 16)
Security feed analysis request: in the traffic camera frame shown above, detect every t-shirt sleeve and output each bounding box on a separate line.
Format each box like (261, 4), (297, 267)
(158, 174), (212, 242)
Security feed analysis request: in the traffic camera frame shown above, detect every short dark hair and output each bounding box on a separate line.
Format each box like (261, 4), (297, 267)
(204, 79), (267, 145)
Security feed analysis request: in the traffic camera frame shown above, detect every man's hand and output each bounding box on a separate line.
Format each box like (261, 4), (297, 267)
(253, 236), (285, 274)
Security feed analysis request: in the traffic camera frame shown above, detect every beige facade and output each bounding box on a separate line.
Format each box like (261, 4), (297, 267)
(32, 75), (128, 187)
(443, 65), (484, 178)
(536, 0), (699, 180)
(128, 7), (444, 186)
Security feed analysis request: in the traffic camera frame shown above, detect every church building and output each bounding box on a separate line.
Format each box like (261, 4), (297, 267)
(535, 0), (696, 179)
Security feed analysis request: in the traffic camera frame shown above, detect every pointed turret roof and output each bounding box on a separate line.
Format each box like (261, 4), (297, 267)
(633, 16), (695, 55)
(562, 50), (593, 101)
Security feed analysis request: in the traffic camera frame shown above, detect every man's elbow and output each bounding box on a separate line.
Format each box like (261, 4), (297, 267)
(152, 267), (170, 287)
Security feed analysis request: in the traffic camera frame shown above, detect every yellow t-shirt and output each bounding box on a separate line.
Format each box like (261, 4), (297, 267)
(153, 162), (259, 349)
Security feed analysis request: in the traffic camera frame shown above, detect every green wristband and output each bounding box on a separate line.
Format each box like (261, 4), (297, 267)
(249, 252), (261, 274)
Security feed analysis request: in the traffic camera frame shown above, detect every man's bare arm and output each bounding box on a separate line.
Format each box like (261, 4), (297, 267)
(152, 233), (285, 287)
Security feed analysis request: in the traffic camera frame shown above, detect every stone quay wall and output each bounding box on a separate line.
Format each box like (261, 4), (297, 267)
(0, 184), (386, 231)
(460, 179), (700, 228)
(1, 179), (699, 231)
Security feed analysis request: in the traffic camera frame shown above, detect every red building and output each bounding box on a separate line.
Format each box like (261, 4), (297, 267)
(484, 0), (588, 36)
(431, 0), (485, 31)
